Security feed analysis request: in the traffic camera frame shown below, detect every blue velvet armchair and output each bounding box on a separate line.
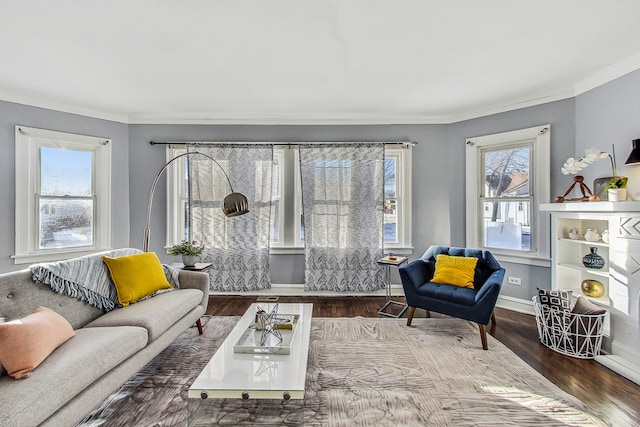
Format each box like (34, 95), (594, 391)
(398, 245), (505, 350)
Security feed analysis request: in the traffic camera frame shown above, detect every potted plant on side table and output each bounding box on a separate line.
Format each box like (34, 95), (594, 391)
(169, 241), (204, 267)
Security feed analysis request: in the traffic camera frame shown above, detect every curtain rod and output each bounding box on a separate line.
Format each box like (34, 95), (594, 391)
(149, 140), (417, 147)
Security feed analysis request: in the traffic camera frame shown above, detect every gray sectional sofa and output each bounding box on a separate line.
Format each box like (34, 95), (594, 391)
(0, 256), (209, 427)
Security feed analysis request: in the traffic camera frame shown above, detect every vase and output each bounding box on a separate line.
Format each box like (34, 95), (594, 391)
(608, 188), (627, 202)
(582, 247), (605, 269)
(581, 279), (605, 298)
(182, 255), (197, 267)
(568, 227), (580, 240)
(583, 228), (600, 242)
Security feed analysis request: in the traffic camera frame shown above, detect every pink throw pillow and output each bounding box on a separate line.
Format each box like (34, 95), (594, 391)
(0, 306), (75, 379)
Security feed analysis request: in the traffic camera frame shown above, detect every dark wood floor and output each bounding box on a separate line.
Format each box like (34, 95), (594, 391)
(207, 295), (640, 426)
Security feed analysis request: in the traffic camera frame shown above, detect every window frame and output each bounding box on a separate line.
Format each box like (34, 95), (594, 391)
(383, 146), (412, 253)
(465, 125), (550, 267)
(166, 146), (189, 247)
(270, 149), (285, 245)
(14, 126), (112, 264)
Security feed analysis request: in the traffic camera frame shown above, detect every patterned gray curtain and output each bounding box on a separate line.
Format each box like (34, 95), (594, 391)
(299, 143), (385, 292)
(188, 144), (272, 291)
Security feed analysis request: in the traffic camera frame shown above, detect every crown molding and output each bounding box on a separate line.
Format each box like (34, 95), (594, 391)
(444, 87), (577, 124)
(573, 51), (640, 97)
(125, 112), (450, 125)
(1, 54), (640, 126)
(0, 88), (129, 124)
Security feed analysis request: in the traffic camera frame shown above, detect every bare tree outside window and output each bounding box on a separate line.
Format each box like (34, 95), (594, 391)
(482, 146), (531, 251)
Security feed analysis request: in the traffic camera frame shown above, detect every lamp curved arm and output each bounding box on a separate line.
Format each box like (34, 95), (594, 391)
(143, 151), (244, 252)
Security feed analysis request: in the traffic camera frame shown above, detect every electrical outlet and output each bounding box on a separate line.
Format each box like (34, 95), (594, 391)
(508, 277), (522, 286)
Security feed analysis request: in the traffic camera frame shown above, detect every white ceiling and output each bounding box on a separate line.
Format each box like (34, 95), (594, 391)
(2, 1), (640, 124)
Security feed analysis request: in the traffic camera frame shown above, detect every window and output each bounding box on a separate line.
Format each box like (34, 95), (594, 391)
(465, 125), (550, 266)
(14, 126), (111, 264)
(168, 143), (412, 254)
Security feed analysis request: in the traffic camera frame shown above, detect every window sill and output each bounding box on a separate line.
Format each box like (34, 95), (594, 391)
(270, 246), (305, 255)
(491, 252), (551, 268)
(383, 246), (414, 255)
(13, 247), (113, 265)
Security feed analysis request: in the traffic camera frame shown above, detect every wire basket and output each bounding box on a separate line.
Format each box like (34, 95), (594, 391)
(532, 296), (606, 359)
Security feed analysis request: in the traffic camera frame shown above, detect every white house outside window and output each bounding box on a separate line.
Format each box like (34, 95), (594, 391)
(14, 126), (111, 264)
(465, 125), (550, 266)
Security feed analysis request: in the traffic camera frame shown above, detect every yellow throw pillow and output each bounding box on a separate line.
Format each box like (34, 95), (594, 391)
(431, 254), (478, 289)
(102, 252), (172, 307)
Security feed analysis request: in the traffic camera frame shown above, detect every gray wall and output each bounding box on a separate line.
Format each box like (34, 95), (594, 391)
(0, 101), (130, 272)
(575, 69), (640, 197)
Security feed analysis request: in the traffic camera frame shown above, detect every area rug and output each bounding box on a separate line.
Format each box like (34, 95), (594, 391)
(78, 316), (605, 426)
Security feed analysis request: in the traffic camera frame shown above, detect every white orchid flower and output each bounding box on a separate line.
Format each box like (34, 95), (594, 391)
(561, 148), (610, 175)
(584, 148), (609, 160)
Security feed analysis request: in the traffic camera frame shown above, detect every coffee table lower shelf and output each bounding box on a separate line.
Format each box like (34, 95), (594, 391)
(188, 303), (313, 401)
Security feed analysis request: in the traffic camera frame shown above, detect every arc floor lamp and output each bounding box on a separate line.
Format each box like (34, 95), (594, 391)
(143, 151), (250, 252)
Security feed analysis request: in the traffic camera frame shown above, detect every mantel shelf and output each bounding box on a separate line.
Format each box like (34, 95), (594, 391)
(541, 201), (640, 213)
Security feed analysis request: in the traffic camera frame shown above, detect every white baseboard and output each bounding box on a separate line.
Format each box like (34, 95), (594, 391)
(210, 285), (534, 316)
(594, 354), (640, 386)
(495, 295), (535, 315)
(209, 283), (405, 297)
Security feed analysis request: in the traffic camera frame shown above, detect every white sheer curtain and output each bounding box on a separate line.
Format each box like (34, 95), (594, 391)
(299, 143), (385, 292)
(188, 144), (273, 291)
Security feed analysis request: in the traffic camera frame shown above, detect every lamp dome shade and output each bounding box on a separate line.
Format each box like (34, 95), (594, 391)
(223, 192), (250, 217)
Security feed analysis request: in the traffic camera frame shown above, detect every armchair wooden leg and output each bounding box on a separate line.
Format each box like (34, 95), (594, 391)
(196, 318), (204, 335)
(479, 324), (488, 350)
(491, 311), (496, 325)
(406, 306), (416, 326)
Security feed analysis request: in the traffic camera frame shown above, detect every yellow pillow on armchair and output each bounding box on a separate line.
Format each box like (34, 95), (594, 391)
(431, 254), (478, 289)
(102, 252), (172, 307)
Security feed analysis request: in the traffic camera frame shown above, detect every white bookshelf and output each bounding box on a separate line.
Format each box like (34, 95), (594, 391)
(541, 202), (640, 386)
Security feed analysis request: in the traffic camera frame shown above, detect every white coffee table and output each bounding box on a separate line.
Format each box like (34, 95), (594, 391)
(188, 302), (313, 400)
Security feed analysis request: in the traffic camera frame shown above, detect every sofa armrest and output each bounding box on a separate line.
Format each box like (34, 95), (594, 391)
(399, 259), (434, 291)
(474, 268), (505, 303)
(178, 270), (210, 312)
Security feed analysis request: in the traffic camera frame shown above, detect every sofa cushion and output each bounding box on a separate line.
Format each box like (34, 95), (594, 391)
(85, 288), (203, 342)
(102, 252), (172, 307)
(417, 282), (477, 306)
(0, 325), (148, 427)
(0, 306), (75, 379)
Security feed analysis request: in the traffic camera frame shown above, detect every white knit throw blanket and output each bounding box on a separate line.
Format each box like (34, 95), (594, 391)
(30, 248), (160, 312)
